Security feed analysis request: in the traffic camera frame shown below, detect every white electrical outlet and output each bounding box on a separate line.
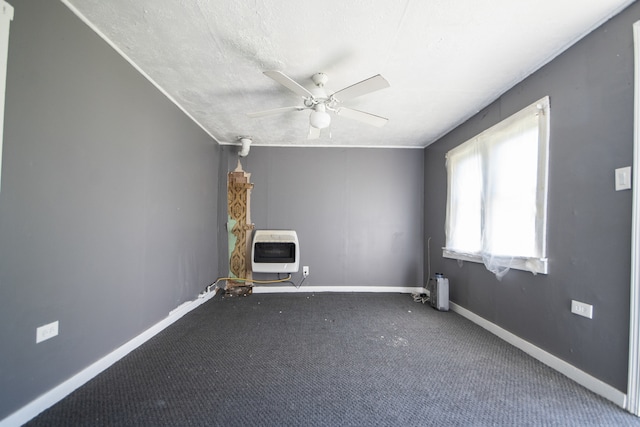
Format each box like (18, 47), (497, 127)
(571, 300), (593, 319)
(303, 266), (309, 277)
(36, 320), (59, 343)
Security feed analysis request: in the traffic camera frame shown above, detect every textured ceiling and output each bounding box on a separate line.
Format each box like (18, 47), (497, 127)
(63, 0), (634, 148)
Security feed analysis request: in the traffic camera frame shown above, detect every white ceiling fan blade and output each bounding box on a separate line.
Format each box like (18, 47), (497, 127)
(308, 125), (321, 139)
(264, 71), (314, 98)
(336, 107), (389, 127)
(247, 106), (305, 118)
(330, 74), (390, 102)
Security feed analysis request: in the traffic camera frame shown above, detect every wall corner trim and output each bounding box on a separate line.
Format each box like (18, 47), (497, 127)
(627, 18), (640, 418)
(0, 290), (219, 427)
(449, 302), (627, 410)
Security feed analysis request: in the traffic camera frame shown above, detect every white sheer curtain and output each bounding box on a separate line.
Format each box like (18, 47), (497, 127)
(445, 141), (482, 254)
(444, 97), (549, 279)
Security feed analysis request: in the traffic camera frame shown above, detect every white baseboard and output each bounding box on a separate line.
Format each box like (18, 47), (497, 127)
(449, 301), (627, 409)
(0, 289), (219, 427)
(252, 285), (426, 294)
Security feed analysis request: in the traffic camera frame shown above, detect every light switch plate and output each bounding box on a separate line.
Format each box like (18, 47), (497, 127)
(615, 166), (631, 191)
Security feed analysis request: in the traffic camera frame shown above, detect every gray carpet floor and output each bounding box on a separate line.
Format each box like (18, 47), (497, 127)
(26, 292), (640, 426)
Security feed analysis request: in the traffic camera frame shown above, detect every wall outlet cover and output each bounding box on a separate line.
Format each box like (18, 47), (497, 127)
(571, 300), (593, 319)
(36, 320), (59, 343)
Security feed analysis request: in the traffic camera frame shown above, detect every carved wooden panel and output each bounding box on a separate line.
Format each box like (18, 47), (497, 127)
(227, 161), (254, 293)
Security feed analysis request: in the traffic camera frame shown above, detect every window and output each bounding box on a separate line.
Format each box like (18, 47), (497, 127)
(443, 96), (550, 278)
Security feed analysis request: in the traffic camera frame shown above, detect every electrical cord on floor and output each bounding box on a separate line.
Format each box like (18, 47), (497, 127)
(412, 276), (432, 304)
(277, 273), (307, 289)
(412, 293), (430, 304)
(295, 276), (307, 289)
(413, 237), (433, 304)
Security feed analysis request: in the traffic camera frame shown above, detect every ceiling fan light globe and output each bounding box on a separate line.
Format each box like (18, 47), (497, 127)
(310, 110), (331, 129)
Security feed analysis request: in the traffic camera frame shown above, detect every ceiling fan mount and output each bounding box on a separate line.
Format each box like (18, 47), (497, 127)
(247, 70), (390, 139)
(311, 72), (328, 87)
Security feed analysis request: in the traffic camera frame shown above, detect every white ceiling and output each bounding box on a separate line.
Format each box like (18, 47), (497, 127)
(64, 0), (634, 149)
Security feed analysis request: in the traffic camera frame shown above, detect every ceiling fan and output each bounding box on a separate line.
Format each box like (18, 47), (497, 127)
(247, 71), (390, 139)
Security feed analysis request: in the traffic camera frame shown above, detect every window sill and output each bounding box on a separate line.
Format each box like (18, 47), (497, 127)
(442, 249), (548, 275)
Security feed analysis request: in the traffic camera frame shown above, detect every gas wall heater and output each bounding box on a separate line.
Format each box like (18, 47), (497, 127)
(251, 230), (300, 273)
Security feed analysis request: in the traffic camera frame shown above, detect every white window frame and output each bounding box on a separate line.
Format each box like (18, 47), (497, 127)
(0, 1), (13, 192)
(443, 96), (550, 275)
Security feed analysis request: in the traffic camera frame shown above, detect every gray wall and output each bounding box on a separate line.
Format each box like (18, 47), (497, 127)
(424, 2), (639, 392)
(0, 0), (220, 419)
(221, 146), (424, 287)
